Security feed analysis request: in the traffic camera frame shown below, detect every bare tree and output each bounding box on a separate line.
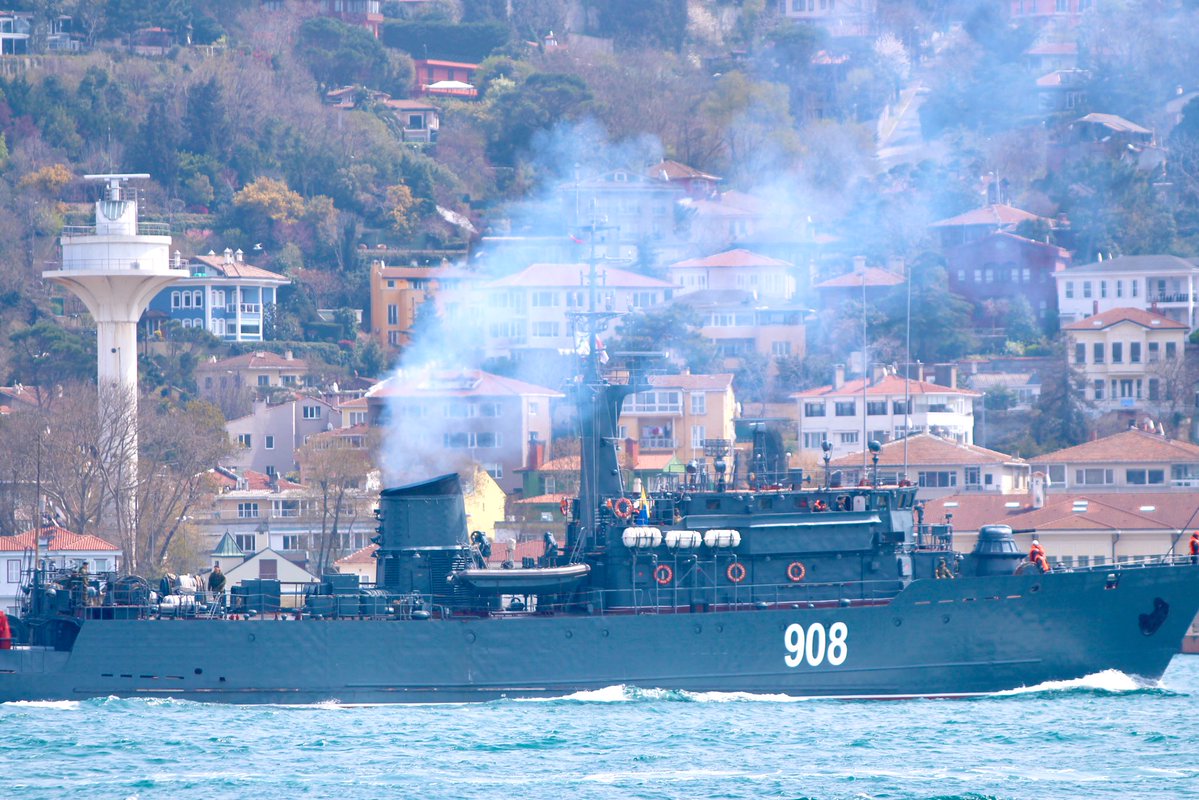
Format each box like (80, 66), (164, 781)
(298, 429), (377, 574)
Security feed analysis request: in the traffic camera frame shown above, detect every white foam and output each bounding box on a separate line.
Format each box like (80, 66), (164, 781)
(1, 699), (81, 709)
(995, 668), (1147, 695)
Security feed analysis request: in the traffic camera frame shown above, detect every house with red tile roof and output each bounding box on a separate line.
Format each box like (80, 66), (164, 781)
(1029, 428), (1199, 491)
(469, 262), (673, 360)
(794, 369), (980, 459)
(945, 231), (1071, 327)
(930, 204), (1057, 249)
(195, 351), (310, 405)
(669, 248), (795, 300)
(366, 368), (563, 492)
(146, 248), (289, 342)
(828, 433), (1030, 499)
(620, 373), (737, 467)
(670, 288), (810, 373)
(1062, 307), (1188, 416)
(0, 526), (120, 615)
(923, 489), (1199, 569)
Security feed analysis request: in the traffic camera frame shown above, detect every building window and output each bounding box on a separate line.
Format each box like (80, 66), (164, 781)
(281, 535), (303, 551)
(691, 425), (706, 447)
(917, 471), (956, 488)
(1148, 378), (1160, 401)
(839, 431), (859, 445)
(1116, 280), (1123, 298)
(237, 502), (260, 518)
(1064, 282), (1074, 299)
(1075, 468), (1114, 485)
(1167, 342), (1178, 360)
(1075, 343), (1086, 364)
(1131, 280), (1138, 297)
(691, 394), (706, 415)
(258, 559), (278, 580)
(234, 534), (255, 552)
(1093, 343), (1104, 364)
(1130, 342), (1141, 363)
(264, 465), (276, 477)
(1126, 469), (1165, 485)
(866, 401), (887, 416)
(804, 402), (826, 417)
(237, 433), (252, 448)
(484, 463), (503, 480)
(193, 290), (203, 307)
(965, 466), (980, 486)
(1093, 380), (1104, 400)
(265, 435), (275, 450)
(6, 559), (19, 582)
(302, 405), (321, 419)
(834, 401), (856, 416)
(802, 432), (828, 448)
(171, 291), (181, 308)
(257, 375), (270, 387)
(1046, 464), (1065, 485)
(892, 400), (912, 415)
(387, 304), (398, 325)
(531, 291), (559, 307)
(1111, 342), (1122, 363)
(1100, 281), (1107, 298)
(1083, 282), (1092, 298)
(1148, 342), (1160, 362)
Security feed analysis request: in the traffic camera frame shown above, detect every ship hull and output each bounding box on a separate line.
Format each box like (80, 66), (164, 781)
(3, 565), (1197, 704)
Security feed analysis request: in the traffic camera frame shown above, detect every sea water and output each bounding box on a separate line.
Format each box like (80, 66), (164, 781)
(3, 657), (1198, 800)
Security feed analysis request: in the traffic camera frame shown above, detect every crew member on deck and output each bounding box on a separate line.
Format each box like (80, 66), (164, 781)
(1029, 539), (1045, 563)
(1190, 531), (1199, 565)
(935, 558), (955, 580)
(207, 563), (226, 602)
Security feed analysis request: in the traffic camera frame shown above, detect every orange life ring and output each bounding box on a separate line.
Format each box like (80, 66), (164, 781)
(787, 561), (806, 582)
(614, 497), (634, 520)
(653, 564), (673, 585)
(560, 498), (570, 516)
(727, 562), (747, 583)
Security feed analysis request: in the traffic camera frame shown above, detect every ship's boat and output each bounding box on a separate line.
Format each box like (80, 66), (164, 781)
(2, 265), (1199, 704)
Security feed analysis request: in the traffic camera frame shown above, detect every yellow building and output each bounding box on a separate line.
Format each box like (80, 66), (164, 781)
(1063, 307), (1188, 417)
(618, 373), (737, 466)
(368, 260), (480, 350)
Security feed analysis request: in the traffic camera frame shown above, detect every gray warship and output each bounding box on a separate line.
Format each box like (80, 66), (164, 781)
(3, 264), (1199, 704)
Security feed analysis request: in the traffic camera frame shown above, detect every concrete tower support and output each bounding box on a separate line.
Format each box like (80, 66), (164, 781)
(42, 174), (186, 563)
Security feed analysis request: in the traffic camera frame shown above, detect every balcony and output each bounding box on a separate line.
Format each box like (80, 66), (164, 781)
(1147, 292), (1194, 303)
(240, 303), (262, 315)
(639, 437), (677, 451)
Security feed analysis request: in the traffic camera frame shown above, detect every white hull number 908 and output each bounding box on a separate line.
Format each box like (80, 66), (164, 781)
(784, 621), (848, 668)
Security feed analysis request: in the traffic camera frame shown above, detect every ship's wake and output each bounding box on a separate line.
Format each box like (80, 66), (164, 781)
(987, 669), (1176, 699)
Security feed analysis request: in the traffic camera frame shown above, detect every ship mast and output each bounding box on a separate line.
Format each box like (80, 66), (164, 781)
(568, 222), (634, 544)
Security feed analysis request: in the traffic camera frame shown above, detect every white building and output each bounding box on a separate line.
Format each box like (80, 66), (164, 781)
(465, 263), (674, 361)
(794, 369), (980, 459)
(0, 527), (121, 616)
(1055, 255), (1199, 330)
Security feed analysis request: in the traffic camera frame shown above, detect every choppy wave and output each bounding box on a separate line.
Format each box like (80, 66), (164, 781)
(990, 669), (1173, 698)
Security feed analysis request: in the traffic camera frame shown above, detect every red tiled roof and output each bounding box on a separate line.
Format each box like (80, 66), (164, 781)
(1061, 307), (1187, 332)
(924, 491), (1198, 533)
(210, 469), (303, 491)
(517, 493), (573, 505)
(338, 397), (368, 410)
(794, 375), (980, 398)
(0, 526), (120, 552)
(648, 373), (733, 391)
(369, 369), (563, 399)
(815, 267), (905, 289)
(487, 263), (673, 289)
(198, 351), (308, 371)
(1075, 113), (1151, 135)
(1032, 429), (1199, 464)
(190, 254), (288, 281)
(930, 204), (1050, 228)
(647, 160), (721, 182)
(830, 433), (1024, 468)
(335, 543), (378, 565)
(382, 98), (439, 111)
(670, 248), (792, 270)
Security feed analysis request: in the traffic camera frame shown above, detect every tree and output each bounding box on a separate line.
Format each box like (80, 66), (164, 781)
(607, 305), (717, 375)
(878, 255), (977, 363)
(297, 17), (390, 91)
(489, 73), (593, 165)
(8, 320), (95, 388)
(298, 431), (376, 574)
(1027, 335), (1090, 454)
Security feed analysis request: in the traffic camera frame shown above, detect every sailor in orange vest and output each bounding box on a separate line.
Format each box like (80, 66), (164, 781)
(1189, 531), (1199, 565)
(1034, 552), (1050, 573)
(1029, 539), (1045, 563)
